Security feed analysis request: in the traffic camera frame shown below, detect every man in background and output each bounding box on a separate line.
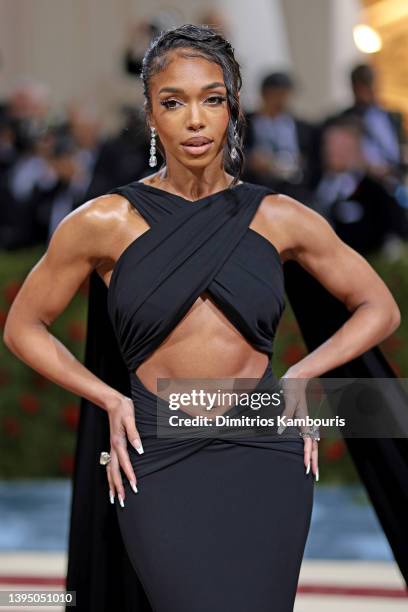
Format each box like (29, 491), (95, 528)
(243, 71), (317, 202)
(314, 116), (408, 256)
(338, 63), (406, 184)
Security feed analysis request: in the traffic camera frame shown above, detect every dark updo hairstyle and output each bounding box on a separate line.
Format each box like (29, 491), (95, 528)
(140, 23), (246, 185)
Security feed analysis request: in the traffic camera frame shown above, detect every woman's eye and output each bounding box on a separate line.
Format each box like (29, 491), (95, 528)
(206, 95), (227, 105)
(160, 99), (180, 110)
(160, 96), (227, 110)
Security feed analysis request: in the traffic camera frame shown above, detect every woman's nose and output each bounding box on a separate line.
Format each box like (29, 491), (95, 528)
(186, 104), (205, 130)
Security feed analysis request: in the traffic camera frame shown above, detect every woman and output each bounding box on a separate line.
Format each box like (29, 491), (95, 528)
(3, 24), (401, 612)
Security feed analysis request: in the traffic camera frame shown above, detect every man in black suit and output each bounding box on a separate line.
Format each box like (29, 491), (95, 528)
(338, 63), (406, 183)
(242, 72), (317, 202)
(314, 116), (408, 256)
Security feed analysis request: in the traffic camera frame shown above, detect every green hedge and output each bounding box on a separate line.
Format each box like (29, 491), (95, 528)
(1, 244), (407, 481)
(0, 246), (87, 478)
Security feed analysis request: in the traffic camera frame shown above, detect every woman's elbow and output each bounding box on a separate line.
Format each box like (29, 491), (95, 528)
(378, 299), (401, 339)
(389, 304), (401, 333)
(3, 314), (19, 351)
(3, 309), (29, 352)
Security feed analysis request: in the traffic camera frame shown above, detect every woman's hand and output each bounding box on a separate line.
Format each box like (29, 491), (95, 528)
(105, 395), (144, 507)
(278, 372), (319, 482)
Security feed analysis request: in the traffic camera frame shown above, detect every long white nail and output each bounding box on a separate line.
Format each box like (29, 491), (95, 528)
(315, 468), (319, 482)
(305, 462), (310, 475)
(277, 424), (286, 435)
(132, 439), (144, 454)
(130, 481), (138, 494)
(109, 490), (115, 504)
(118, 495), (125, 508)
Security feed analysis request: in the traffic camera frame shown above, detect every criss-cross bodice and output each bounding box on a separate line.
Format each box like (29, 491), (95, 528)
(106, 180), (285, 373)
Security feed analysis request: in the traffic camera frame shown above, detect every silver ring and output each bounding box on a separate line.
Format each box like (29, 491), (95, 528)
(99, 451), (111, 466)
(299, 426), (320, 442)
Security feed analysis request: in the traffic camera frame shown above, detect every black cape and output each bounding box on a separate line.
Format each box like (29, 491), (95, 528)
(65, 262), (408, 611)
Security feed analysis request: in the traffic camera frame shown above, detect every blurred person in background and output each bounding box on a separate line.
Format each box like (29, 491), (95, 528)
(66, 103), (102, 177)
(338, 63), (407, 185)
(43, 125), (99, 242)
(0, 92), (104, 248)
(1, 78), (53, 203)
(82, 105), (151, 200)
(6, 76), (50, 122)
(0, 78), (57, 249)
(45, 102), (106, 233)
(314, 116), (408, 257)
(0, 125), (85, 249)
(243, 71), (317, 202)
(0, 83), (150, 248)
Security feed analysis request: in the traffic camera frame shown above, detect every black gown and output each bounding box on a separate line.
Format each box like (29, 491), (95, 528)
(65, 180), (408, 611)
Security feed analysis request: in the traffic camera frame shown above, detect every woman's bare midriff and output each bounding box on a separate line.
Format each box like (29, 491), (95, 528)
(133, 290), (269, 395)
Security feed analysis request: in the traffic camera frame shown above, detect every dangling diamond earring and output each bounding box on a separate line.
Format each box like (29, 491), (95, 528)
(149, 126), (157, 168)
(230, 121), (239, 162)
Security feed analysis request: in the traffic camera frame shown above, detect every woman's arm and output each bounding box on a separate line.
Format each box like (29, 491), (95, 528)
(271, 194), (401, 378)
(3, 198), (123, 409)
(3, 196), (142, 503)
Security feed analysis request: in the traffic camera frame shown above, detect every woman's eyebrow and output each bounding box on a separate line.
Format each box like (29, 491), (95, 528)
(158, 82), (226, 94)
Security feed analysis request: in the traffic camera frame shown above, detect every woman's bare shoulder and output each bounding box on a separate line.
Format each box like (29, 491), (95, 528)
(258, 193), (336, 262)
(71, 192), (131, 232)
(49, 193), (131, 264)
(2, 193), (134, 334)
(260, 192), (321, 229)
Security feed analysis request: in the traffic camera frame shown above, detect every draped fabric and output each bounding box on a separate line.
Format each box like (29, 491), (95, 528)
(64, 270), (152, 612)
(284, 260), (408, 586)
(106, 181), (284, 372)
(65, 189), (408, 611)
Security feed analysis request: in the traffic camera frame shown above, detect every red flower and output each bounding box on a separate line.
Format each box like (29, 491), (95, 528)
(62, 403), (80, 430)
(282, 344), (306, 365)
(19, 393), (40, 414)
(4, 280), (23, 305)
(67, 321), (86, 342)
(323, 439), (346, 461)
(59, 453), (75, 475)
(3, 416), (21, 437)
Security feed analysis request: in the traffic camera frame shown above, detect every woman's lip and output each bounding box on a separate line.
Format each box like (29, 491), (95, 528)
(181, 141), (213, 155)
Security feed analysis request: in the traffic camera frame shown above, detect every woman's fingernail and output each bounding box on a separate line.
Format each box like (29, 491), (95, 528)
(130, 481), (138, 494)
(277, 424), (286, 435)
(305, 462), (310, 475)
(132, 439), (144, 454)
(315, 468), (319, 482)
(109, 490), (115, 504)
(118, 495), (125, 508)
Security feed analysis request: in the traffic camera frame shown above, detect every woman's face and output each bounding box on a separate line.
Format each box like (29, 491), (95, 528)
(147, 49), (231, 170)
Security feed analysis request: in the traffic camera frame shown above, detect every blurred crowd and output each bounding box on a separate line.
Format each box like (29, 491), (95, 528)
(243, 63), (408, 257)
(0, 79), (151, 249)
(1, 15), (408, 260)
